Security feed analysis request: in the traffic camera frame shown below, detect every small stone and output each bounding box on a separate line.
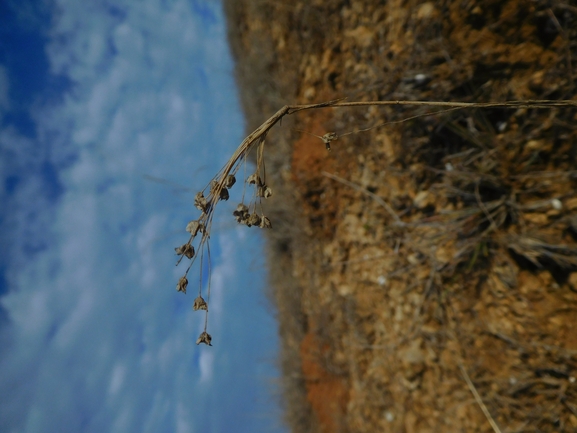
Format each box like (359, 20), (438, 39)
(416, 2), (435, 20)
(414, 73), (428, 85)
(569, 272), (577, 288)
(304, 87), (316, 100)
(407, 253), (421, 265)
(413, 190), (431, 209)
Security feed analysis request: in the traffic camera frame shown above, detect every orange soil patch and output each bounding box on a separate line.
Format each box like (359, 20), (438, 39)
(300, 332), (348, 433)
(291, 113), (336, 182)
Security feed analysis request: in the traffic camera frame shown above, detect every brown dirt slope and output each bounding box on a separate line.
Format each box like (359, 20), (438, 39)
(224, 1), (577, 432)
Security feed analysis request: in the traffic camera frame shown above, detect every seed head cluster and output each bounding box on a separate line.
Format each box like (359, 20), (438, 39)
(173, 141), (273, 346)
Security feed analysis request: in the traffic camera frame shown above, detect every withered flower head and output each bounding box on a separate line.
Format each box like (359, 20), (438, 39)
(233, 203), (249, 223)
(321, 132), (338, 151)
(193, 296), (208, 311)
(247, 212), (261, 227)
(209, 180), (230, 201)
(194, 191), (208, 212)
(176, 276), (188, 294)
(259, 216), (272, 229)
(247, 173), (262, 186)
(225, 174), (236, 188)
(233, 203), (248, 215)
(175, 243), (195, 259)
(186, 220), (204, 237)
(196, 331), (212, 346)
(257, 185), (272, 198)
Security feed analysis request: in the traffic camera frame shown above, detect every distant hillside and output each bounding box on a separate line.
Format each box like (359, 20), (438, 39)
(224, 1), (577, 432)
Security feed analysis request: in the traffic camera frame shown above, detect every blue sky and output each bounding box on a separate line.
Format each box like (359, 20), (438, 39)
(0, 1), (285, 432)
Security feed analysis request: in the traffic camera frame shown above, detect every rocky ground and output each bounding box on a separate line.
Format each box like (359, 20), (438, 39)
(224, 1), (577, 432)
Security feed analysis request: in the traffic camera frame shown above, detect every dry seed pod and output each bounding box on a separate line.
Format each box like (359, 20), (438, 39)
(257, 185), (273, 198)
(247, 173), (262, 186)
(193, 296), (208, 311)
(196, 331), (212, 346)
(247, 212), (261, 227)
(176, 276), (188, 294)
(175, 243), (195, 259)
(209, 180), (230, 201)
(194, 192), (208, 212)
(259, 216), (272, 229)
(321, 132), (338, 151)
(186, 220), (203, 237)
(233, 203), (249, 223)
(239, 214), (250, 225)
(225, 174), (236, 188)
(233, 203), (248, 215)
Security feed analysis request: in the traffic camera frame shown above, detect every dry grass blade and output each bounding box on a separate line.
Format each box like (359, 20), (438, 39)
(504, 234), (577, 268)
(321, 171), (402, 224)
(327, 99), (577, 109)
(210, 98), (577, 212)
(459, 363), (503, 433)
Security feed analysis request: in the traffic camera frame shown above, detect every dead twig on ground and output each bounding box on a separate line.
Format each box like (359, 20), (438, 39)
(459, 363), (503, 433)
(321, 171), (402, 224)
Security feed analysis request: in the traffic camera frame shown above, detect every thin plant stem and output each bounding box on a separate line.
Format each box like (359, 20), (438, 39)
(322, 171), (402, 224)
(204, 242), (212, 332)
(459, 363), (503, 433)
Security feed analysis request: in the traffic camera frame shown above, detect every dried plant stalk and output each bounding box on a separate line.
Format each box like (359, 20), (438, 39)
(175, 98), (577, 345)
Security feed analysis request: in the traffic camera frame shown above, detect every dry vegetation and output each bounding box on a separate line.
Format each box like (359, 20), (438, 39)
(219, 0), (577, 432)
